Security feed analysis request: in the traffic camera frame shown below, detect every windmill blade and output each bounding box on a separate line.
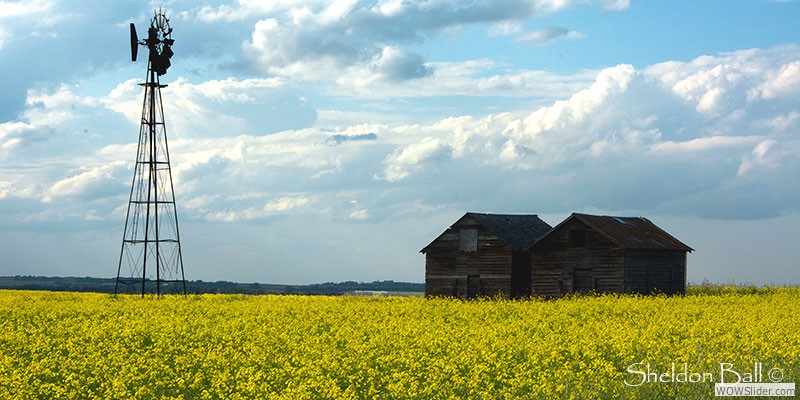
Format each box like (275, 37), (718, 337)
(130, 23), (138, 62)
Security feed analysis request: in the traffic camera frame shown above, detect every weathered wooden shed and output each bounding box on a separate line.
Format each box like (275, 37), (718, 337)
(421, 213), (552, 298)
(530, 213), (693, 297)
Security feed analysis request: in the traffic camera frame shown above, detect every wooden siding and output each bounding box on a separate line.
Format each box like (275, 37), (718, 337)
(426, 212), (689, 299)
(623, 250), (687, 294)
(532, 218), (688, 297)
(531, 218), (625, 297)
(425, 217), (516, 298)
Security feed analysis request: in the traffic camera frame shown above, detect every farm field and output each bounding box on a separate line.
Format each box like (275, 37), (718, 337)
(0, 289), (798, 399)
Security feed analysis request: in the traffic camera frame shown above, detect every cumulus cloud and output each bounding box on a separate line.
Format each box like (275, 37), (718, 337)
(361, 46), (800, 219)
(103, 77), (316, 138)
(43, 161), (128, 203)
(148, 39), (800, 221)
(736, 140), (785, 176)
(372, 47), (432, 82)
(240, 0), (617, 80)
(648, 46), (800, 115)
(335, 59), (597, 99)
(1, 1), (797, 283)
(165, 77), (317, 137)
(5, 44), (799, 227)
(0, 0), (624, 126)
(380, 137), (453, 182)
(205, 195), (311, 222)
(0, 0), (142, 121)
(750, 60), (800, 100)
(0, 121), (49, 152)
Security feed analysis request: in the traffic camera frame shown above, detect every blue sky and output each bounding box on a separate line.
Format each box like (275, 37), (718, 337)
(0, 0), (798, 285)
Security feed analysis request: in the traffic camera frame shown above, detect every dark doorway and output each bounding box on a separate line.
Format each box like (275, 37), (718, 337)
(510, 252), (531, 298)
(467, 275), (481, 298)
(574, 268), (594, 293)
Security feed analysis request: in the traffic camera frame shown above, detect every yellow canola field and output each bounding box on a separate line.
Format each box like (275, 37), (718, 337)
(0, 289), (798, 399)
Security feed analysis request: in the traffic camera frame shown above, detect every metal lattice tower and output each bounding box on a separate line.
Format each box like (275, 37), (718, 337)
(116, 10), (185, 296)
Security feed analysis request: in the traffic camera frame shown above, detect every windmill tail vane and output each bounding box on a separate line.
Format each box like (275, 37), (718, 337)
(116, 9), (185, 297)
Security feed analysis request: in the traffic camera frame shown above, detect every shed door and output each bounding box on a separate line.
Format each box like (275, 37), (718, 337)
(510, 252), (531, 297)
(467, 275), (480, 298)
(574, 268), (594, 293)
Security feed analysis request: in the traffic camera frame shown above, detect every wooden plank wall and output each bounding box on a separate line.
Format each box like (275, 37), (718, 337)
(425, 218), (514, 298)
(531, 219), (625, 297)
(624, 250), (687, 294)
(428, 215), (688, 298)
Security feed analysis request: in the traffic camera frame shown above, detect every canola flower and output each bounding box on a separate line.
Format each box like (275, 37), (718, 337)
(0, 289), (798, 399)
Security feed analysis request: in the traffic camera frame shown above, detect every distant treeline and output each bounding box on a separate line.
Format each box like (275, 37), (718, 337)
(0, 276), (424, 295)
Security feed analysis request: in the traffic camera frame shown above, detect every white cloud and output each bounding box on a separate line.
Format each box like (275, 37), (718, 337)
(371, 46), (432, 82)
(380, 137), (453, 182)
(354, 46), (800, 219)
(103, 79), (145, 124)
(335, 59), (597, 99)
(103, 76), (314, 137)
(43, 161), (127, 203)
(240, 0), (618, 80)
(751, 60), (800, 100)
(0, 121), (46, 151)
(204, 195), (311, 222)
(518, 27), (585, 45)
(521, 64), (637, 136)
(163, 76), (316, 137)
(737, 140), (784, 176)
(0, 0), (52, 19)
(191, 0), (316, 22)
(600, 0), (630, 11)
(349, 207), (370, 220)
(649, 46), (800, 115)
(23, 85), (100, 126)
(651, 136), (759, 155)
(319, 0), (359, 24)
(1, 2), (797, 285)
(118, 44), (796, 223)
(5, 44), (799, 227)
(0, 180), (10, 199)
(759, 111), (799, 132)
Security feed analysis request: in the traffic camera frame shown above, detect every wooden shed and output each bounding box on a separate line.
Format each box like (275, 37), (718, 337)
(530, 213), (693, 297)
(421, 213), (552, 298)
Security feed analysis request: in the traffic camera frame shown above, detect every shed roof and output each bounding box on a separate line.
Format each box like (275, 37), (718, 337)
(535, 213), (693, 251)
(421, 212), (552, 253)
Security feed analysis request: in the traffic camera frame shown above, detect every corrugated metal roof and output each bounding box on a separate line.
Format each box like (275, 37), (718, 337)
(571, 213), (693, 251)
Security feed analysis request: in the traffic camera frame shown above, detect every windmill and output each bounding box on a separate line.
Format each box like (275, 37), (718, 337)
(116, 9), (186, 296)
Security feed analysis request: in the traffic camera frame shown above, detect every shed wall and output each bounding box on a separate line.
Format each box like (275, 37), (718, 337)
(623, 250), (687, 294)
(425, 221), (515, 298)
(531, 219), (625, 297)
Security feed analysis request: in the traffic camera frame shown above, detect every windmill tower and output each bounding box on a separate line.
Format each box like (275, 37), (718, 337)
(116, 9), (186, 296)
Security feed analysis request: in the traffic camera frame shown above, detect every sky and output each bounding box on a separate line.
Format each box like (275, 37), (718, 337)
(0, 0), (798, 285)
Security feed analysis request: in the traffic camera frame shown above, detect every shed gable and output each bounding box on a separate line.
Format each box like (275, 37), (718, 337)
(530, 213), (691, 297)
(423, 212), (553, 298)
(421, 212), (552, 254)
